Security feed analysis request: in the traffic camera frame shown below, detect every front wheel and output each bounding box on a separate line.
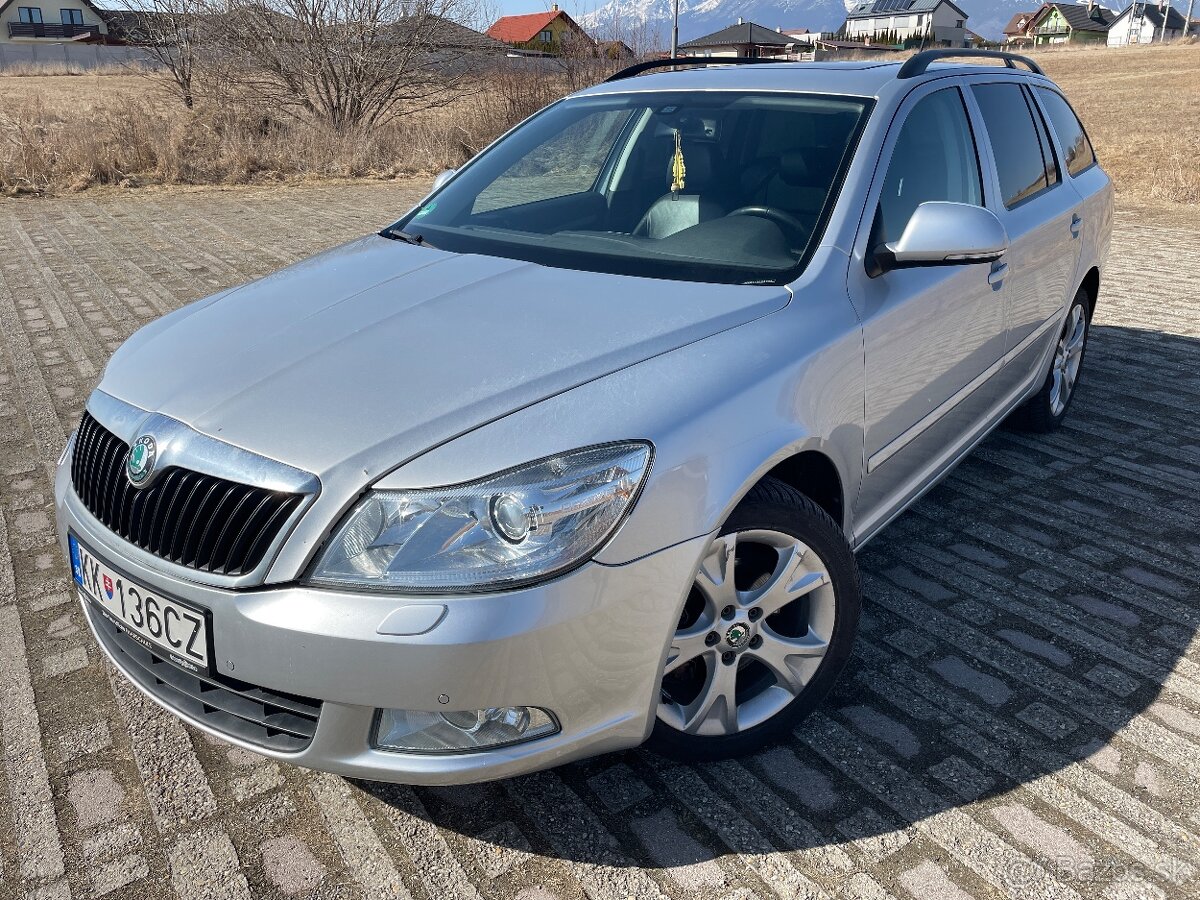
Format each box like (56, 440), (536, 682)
(647, 478), (861, 762)
(1008, 290), (1091, 433)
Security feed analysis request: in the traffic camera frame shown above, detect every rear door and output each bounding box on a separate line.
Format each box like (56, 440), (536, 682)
(1029, 85), (1113, 281)
(965, 80), (1082, 380)
(847, 82), (1009, 541)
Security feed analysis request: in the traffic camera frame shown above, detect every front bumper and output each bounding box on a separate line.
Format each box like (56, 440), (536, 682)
(55, 461), (708, 785)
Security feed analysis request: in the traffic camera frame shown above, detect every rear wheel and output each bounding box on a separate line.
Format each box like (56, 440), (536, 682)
(648, 478), (860, 761)
(1008, 290), (1090, 433)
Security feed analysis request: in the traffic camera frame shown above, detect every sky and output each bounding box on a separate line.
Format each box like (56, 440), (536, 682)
(490, 0), (593, 20)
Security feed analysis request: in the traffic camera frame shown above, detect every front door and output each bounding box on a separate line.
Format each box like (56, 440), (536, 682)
(847, 83), (1010, 542)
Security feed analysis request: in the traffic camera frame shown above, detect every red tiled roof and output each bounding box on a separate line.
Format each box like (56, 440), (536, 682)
(486, 10), (562, 43)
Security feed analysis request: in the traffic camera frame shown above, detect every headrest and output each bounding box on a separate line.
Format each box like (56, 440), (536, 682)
(779, 150), (810, 187)
(666, 142), (716, 190)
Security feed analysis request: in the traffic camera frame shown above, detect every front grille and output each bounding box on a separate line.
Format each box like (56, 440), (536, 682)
(86, 602), (321, 752)
(71, 412), (303, 577)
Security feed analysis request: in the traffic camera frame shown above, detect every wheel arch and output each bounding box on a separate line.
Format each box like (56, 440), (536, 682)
(757, 450), (846, 533)
(1079, 266), (1100, 318)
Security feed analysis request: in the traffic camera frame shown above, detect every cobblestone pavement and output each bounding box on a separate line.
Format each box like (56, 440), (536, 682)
(0, 184), (1198, 900)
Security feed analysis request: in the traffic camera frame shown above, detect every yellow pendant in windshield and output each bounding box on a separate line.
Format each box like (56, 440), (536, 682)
(670, 130), (686, 196)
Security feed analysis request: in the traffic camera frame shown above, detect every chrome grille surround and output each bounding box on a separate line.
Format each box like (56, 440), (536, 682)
(69, 391), (319, 587)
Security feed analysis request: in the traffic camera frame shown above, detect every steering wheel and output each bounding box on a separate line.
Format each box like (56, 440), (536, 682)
(727, 206), (809, 245)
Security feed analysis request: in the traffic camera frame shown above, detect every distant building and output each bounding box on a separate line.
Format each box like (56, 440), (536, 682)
(1002, 10), (1041, 44)
(1106, 1), (1187, 44)
(1027, 1), (1118, 44)
(678, 19), (798, 57)
(598, 39), (634, 59)
(842, 0), (970, 47)
(486, 4), (592, 55)
(0, 0), (108, 42)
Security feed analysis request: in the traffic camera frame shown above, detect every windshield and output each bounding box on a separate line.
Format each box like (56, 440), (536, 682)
(388, 91), (872, 285)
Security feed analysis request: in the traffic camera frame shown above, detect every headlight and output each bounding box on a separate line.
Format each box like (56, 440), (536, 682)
(310, 442), (651, 591)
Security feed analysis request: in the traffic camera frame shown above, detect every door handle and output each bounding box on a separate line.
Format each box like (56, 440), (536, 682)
(1070, 214), (1083, 238)
(987, 262), (1008, 285)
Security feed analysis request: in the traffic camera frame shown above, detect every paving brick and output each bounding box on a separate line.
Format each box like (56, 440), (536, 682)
(0, 189), (1196, 900)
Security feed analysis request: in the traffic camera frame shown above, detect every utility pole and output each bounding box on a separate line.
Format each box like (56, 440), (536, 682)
(671, 0), (679, 57)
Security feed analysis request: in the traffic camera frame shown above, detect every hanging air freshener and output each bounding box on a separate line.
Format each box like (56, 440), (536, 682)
(670, 130), (686, 197)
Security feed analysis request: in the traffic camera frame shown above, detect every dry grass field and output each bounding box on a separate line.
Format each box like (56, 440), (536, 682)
(0, 42), (1197, 203)
(1036, 43), (1200, 205)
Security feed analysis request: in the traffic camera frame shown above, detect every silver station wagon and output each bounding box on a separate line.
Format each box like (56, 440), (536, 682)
(55, 50), (1112, 784)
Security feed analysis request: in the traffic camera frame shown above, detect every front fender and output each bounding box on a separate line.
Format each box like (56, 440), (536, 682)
(380, 282), (865, 565)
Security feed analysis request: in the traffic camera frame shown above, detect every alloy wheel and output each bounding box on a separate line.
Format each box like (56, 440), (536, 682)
(1050, 304), (1087, 416)
(657, 529), (837, 737)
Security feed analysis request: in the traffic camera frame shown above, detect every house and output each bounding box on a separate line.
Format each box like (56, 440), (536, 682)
(486, 4), (592, 55)
(678, 19), (798, 57)
(841, 0), (970, 48)
(0, 0), (108, 42)
(1106, 1), (1188, 44)
(1002, 10), (1041, 43)
(1027, 1), (1117, 44)
(598, 39), (634, 59)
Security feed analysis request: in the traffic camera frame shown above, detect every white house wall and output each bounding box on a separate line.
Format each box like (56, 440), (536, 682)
(0, 1), (108, 42)
(1106, 11), (1181, 45)
(844, 2), (966, 45)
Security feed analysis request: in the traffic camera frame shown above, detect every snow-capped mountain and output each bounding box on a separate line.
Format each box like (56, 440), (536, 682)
(580, 0), (1035, 45)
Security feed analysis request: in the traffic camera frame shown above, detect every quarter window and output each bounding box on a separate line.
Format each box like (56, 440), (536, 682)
(871, 88), (983, 252)
(18, 7), (43, 23)
(472, 108), (634, 214)
(1035, 87), (1096, 177)
(61, 7), (83, 24)
(971, 83), (1056, 208)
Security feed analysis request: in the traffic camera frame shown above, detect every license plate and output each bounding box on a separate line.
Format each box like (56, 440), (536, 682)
(69, 534), (210, 672)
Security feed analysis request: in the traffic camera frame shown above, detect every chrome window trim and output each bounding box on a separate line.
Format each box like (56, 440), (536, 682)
(78, 390), (320, 588)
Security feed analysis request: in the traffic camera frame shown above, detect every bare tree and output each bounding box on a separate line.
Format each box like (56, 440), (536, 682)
(108, 0), (213, 108)
(210, 0), (494, 131)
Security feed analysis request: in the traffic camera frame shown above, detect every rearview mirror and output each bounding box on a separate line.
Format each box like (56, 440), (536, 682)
(432, 168), (457, 191)
(874, 202), (1008, 275)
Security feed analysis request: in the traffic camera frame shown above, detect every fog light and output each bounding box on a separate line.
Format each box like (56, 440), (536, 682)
(373, 706), (558, 753)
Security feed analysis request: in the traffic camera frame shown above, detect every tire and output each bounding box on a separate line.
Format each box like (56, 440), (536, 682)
(1007, 289), (1091, 433)
(647, 477), (861, 762)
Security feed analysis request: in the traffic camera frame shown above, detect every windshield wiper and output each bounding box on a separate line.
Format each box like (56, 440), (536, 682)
(381, 227), (435, 249)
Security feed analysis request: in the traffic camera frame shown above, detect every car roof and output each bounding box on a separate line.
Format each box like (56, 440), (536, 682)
(576, 60), (1053, 104)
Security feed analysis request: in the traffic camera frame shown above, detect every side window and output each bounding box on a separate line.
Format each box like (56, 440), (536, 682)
(472, 109), (633, 214)
(871, 88), (982, 252)
(1035, 87), (1096, 177)
(971, 83), (1056, 208)
(1025, 86), (1059, 191)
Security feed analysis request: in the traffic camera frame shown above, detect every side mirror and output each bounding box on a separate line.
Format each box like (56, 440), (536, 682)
(874, 201), (1008, 275)
(432, 168), (457, 191)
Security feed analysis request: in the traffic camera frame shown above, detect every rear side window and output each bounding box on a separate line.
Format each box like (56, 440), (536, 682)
(871, 88), (982, 250)
(972, 83), (1056, 208)
(1035, 88), (1096, 177)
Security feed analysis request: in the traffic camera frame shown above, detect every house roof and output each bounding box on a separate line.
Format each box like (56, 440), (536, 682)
(486, 10), (576, 43)
(845, 0), (969, 21)
(1034, 2), (1119, 31)
(1115, 2), (1187, 29)
(1002, 10), (1041, 33)
(680, 21), (794, 48)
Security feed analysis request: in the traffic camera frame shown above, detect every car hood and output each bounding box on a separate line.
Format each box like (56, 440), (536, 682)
(99, 236), (790, 480)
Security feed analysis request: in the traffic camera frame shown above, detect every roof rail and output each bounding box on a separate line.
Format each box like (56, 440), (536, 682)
(897, 48), (1044, 79)
(604, 56), (776, 83)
